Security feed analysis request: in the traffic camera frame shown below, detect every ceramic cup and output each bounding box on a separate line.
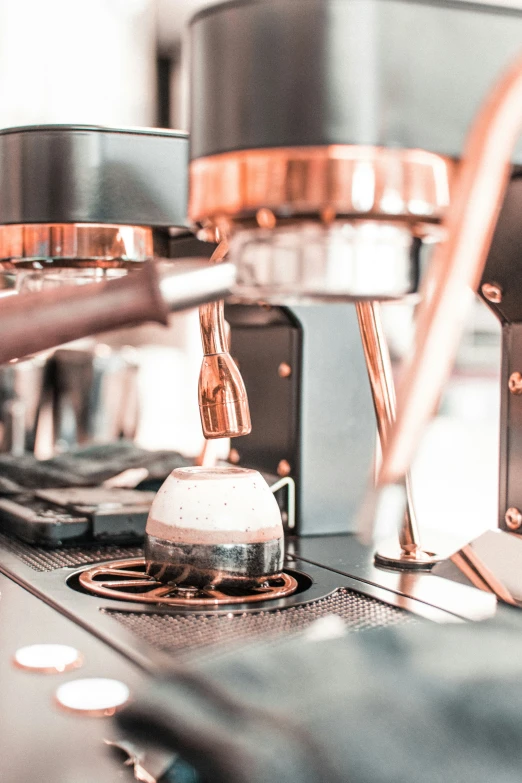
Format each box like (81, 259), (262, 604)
(144, 466), (284, 589)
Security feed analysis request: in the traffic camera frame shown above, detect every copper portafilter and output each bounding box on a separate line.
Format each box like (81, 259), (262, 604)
(0, 259), (236, 366)
(0, 124), (209, 457)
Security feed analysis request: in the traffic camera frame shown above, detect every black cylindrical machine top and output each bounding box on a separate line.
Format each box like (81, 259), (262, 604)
(190, 0), (522, 161)
(0, 125), (189, 228)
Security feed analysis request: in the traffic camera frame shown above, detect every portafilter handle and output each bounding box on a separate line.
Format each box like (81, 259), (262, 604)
(0, 259), (236, 366)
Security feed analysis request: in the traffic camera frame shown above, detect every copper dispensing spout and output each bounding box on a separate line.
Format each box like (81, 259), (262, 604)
(377, 53), (522, 505)
(0, 259), (236, 366)
(198, 241), (252, 439)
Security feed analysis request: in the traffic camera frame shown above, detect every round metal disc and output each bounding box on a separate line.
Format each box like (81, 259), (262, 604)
(13, 644), (83, 674)
(374, 534), (459, 571)
(55, 678), (130, 717)
(374, 545), (440, 571)
(78, 558), (298, 606)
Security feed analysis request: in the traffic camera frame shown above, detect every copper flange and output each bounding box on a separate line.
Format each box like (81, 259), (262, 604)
(189, 145), (455, 233)
(0, 223), (153, 269)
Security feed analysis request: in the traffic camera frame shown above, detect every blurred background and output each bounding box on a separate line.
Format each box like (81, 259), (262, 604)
(0, 0), (501, 541)
(0, 0), (209, 130)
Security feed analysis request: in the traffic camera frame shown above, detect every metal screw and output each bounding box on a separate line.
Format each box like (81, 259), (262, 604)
(196, 227), (218, 243)
(277, 459), (291, 477)
(229, 448), (240, 464)
(481, 282), (502, 304)
(321, 206), (336, 225)
(278, 362), (292, 378)
(509, 372), (522, 395)
(505, 507), (522, 530)
(256, 208), (277, 229)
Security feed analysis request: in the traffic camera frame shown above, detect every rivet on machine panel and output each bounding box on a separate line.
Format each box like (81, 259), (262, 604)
(509, 372), (522, 395)
(481, 282), (503, 303)
(277, 460), (291, 477)
(278, 362), (292, 378)
(505, 507), (522, 530)
(256, 208), (277, 229)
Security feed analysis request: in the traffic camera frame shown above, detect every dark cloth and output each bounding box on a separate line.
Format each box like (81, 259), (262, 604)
(0, 441), (190, 493)
(119, 608), (522, 783)
(162, 759), (201, 783)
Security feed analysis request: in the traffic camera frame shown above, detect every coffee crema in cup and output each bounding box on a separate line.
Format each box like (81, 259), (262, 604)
(144, 466), (284, 589)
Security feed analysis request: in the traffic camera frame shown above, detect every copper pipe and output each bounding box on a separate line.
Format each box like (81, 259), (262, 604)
(194, 438), (221, 468)
(200, 300), (228, 355)
(355, 301), (420, 555)
(355, 302), (396, 443)
(198, 240), (252, 439)
(379, 53), (522, 489)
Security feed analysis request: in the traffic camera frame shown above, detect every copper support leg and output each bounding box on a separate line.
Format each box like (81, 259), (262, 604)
(355, 302), (443, 569)
(379, 53), (522, 490)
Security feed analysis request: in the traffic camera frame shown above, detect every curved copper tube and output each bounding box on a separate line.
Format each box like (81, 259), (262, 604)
(379, 53), (522, 488)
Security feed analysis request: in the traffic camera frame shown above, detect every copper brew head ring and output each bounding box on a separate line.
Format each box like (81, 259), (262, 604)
(77, 558), (298, 607)
(189, 145), (455, 236)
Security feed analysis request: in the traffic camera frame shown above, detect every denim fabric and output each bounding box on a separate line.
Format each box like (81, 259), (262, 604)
(119, 607), (522, 783)
(162, 758), (201, 783)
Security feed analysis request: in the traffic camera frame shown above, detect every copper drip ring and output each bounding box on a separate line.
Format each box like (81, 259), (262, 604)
(0, 223), (153, 269)
(189, 145), (455, 235)
(78, 558), (298, 606)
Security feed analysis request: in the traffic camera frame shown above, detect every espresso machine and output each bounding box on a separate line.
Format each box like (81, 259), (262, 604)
(2, 1), (522, 781)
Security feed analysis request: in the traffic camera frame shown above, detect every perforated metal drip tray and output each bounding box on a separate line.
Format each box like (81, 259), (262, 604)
(0, 531), (142, 572)
(102, 586), (417, 661)
(67, 557), (417, 662)
(0, 530), (423, 669)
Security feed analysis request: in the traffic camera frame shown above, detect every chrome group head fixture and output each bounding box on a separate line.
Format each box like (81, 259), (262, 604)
(0, 125), (246, 446)
(187, 1), (464, 304)
(190, 147), (451, 303)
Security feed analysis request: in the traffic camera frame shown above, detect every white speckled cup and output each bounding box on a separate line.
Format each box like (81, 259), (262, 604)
(144, 466), (284, 588)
